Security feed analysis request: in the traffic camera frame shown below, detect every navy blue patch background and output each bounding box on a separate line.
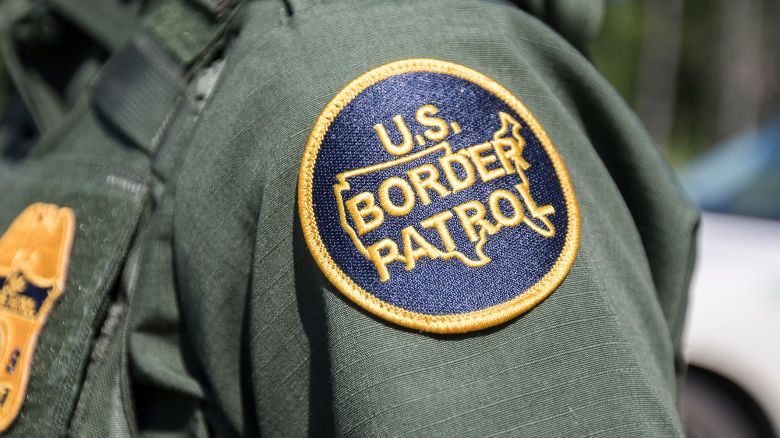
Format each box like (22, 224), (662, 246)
(311, 72), (568, 315)
(0, 275), (51, 315)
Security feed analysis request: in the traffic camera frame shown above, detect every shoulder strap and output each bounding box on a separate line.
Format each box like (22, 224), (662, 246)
(90, 0), (242, 154)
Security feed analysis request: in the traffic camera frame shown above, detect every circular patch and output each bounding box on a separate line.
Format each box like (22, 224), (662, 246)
(298, 59), (580, 334)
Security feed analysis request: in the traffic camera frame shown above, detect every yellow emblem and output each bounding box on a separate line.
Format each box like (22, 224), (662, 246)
(0, 203), (75, 431)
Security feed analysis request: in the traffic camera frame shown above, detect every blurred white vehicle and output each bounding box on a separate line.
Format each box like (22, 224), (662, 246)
(682, 119), (780, 438)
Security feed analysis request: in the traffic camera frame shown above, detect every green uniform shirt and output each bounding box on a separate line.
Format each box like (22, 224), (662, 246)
(0, 0), (698, 436)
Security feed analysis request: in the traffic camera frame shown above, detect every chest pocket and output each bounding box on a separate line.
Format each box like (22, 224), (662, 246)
(0, 158), (146, 436)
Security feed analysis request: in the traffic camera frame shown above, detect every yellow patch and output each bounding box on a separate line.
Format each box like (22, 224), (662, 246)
(0, 204), (75, 431)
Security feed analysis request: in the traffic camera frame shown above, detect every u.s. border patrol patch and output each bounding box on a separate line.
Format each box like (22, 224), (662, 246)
(298, 59), (580, 334)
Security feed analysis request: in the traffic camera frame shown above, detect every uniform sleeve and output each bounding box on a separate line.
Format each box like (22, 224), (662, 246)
(174, 1), (699, 436)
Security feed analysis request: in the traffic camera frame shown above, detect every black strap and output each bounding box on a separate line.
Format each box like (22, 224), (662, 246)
(91, 36), (184, 154)
(90, 0), (241, 154)
(1, 0), (239, 152)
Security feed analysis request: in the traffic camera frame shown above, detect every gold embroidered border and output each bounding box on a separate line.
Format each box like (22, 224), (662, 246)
(298, 58), (581, 334)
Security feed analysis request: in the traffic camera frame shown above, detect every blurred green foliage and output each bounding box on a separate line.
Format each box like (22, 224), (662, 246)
(590, 1), (643, 106)
(592, 0), (780, 165)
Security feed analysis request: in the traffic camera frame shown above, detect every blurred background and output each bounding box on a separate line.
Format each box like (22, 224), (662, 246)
(592, 1), (780, 437)
(0, 0), (778, 436)
(592, 0), (780, 164)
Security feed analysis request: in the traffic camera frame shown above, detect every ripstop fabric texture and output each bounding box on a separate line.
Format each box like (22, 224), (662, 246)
(0, 0), (698, 436)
